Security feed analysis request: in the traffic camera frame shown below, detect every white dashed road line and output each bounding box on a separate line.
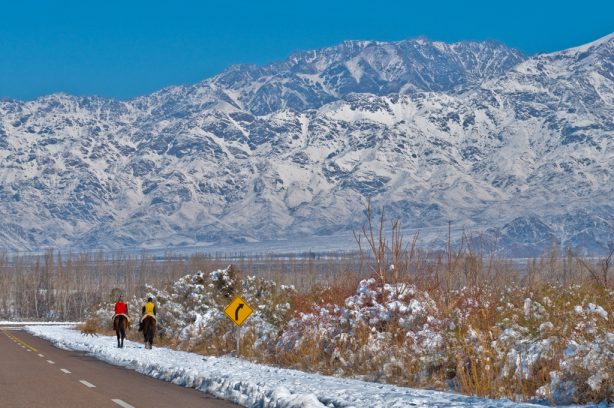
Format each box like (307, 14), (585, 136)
(60, 368), (71, 374)
(79, 380), (96, 388)
(37, 353), (44, 357)
(112, 399), (135, 408)
(46, 360), (55, 364)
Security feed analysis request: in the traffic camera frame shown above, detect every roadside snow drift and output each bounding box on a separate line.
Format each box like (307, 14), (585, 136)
(26, 325), (541, 408)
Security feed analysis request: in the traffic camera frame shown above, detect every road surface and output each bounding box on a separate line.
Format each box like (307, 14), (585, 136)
(0, 327), (239, 408)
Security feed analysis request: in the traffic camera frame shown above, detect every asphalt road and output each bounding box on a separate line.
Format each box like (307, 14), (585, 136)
(0, 328), (239, 408)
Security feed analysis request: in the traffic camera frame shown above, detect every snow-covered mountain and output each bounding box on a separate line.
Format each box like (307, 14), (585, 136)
(0, 35), (612, 255)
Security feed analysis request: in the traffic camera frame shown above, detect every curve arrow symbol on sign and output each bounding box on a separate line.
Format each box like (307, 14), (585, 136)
(235, 303), (244, 321)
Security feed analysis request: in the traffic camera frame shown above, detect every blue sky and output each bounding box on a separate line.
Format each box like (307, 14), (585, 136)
(1, 0), (612, 100)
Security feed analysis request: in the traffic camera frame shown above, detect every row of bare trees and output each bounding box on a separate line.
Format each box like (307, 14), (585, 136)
(0, 249), (365, 320)
(0, 251), (196, 320)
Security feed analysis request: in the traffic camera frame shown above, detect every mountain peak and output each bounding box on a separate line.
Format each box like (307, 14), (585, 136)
(540, 31), (614, 58)
(209, 37), (525, 115)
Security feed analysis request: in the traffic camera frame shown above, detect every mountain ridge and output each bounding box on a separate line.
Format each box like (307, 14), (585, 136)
(0, 34), (612, 255)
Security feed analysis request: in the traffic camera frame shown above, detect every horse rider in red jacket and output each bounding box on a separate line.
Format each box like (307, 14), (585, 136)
(114, 295), (128, 316)
(112, 295), (130, 331)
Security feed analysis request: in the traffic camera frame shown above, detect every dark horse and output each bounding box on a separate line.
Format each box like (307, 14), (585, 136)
(113, 314), (129, 348)
(142, 315), (156, 349)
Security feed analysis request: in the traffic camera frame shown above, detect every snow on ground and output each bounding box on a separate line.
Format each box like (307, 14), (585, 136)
(26, 325), (542, 408)
(0, 321), (82, 325)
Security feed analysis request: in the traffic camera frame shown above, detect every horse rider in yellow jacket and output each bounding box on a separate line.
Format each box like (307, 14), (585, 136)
(142, 297), (157, 318)
(138, 297), (157, 331)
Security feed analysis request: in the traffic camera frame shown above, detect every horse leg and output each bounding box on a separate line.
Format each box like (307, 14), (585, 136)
(120, 326), (125, 348)
(117, 330), (120, 348)
(144, 324), (149, 349)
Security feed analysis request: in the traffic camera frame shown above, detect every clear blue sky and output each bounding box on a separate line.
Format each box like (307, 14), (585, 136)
(1, 0), (612, 100)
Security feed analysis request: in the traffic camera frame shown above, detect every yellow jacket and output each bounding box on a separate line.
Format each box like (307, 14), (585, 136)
(141, 301), (157, 322)
(144, 301), (155, 315)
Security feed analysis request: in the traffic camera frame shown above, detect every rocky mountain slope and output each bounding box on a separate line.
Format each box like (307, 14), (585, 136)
(0, 35), (612, 255)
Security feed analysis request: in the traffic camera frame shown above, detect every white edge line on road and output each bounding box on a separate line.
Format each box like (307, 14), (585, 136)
(79, 380), (96, 388)
(112, 399), (135, 408)
(60, 368), (71, 374)
(46, 360), (55, 364)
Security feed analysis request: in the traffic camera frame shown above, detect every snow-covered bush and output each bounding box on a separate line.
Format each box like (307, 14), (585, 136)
(277, 278), (448, 385)
(537, 332), (614, 404)
(441, 284), (614, 404)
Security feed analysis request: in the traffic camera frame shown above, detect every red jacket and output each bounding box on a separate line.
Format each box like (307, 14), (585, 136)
(114, 301), (127, 315)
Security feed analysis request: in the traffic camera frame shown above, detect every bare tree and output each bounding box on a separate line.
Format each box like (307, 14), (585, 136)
(577, 243), (614, 287)
(353, 200), (420, 286)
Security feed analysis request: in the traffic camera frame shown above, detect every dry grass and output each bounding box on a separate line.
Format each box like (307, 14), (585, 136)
(79, 319), (101, 337)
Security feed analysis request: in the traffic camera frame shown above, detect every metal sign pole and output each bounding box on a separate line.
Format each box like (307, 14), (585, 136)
(236, 325), (241, 357)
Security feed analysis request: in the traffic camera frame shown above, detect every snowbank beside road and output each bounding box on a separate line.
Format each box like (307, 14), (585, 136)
(1, 321), (82, 325)
(26, 325), (542, 408)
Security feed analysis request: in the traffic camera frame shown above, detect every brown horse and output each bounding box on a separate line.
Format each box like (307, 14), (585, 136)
(142, 315), (156, 349)
(113, 314), (129, 348)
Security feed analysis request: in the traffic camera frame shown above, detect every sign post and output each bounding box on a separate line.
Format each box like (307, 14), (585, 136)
(224, 295), (253, 356)
(236, 326), (241, 356)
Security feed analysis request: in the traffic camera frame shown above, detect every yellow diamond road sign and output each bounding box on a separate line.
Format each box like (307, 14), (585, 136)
(224, 296), (253, 326)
